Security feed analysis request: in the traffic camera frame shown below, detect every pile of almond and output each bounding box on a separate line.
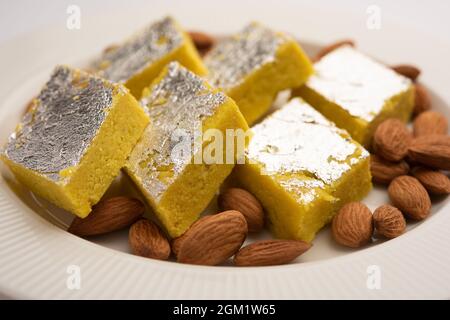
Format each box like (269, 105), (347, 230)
(69, 188), (311, 266)
(333, 63), (450, 248)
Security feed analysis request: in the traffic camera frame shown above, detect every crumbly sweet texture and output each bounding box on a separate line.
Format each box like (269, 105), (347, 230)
(91, 17), (207, 98)
(233, 98), (372, 242)
(204, 23), (313, 125)
(125, 62), (249, 238)
(1, 66), (149, 217)
(295, 46), (414, 147)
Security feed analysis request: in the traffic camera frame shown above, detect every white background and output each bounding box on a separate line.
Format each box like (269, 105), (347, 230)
(0, 0), (449, 44)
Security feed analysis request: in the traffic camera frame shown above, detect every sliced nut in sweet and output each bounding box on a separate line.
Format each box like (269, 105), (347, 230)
(391, 64), (421, 82)
(331, 202), (373, 248)
(388, 176), (431, 220)
(373, 118), (412, 162)
(218, 188), (264, 233)
(373, 205), (406, 239)
(176, 210), (248, 266)
(413, 111), (448, 137)
(68, 196), (144, 237)
(370, 154), (410, 185)
(413, 84), (432, 116)
(314, 39), (355, 61)
(129, 219), (171, 260)
(233, 240), (311, 267)
(411, 167), (450, 195)
(408, 135), (450, 170)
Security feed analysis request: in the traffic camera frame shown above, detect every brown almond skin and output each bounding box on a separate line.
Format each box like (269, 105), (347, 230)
(388, 176), (431, 220)
(177, 210), (248, 266)
(129, 219), (171, 260)
(373, 119), (412, 162)
(68, 197), (144, 237)
(233, 240), (311, 267)
(413, 84), (432, 116)
(218, 188), (264, 233)
(332, 202), (373, 248)
(408, 135), (450, 170)
(373, 205), (406, 239)
(391, 64), (421, 82)
(412, 167), (450, 195)
(314, 39), (355, 61)
(370, 154), (410, 185)
(188, 31), (215, 56)
(413, 111), (448, 137)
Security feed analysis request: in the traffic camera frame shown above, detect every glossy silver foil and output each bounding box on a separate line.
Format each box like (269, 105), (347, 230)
(126, 62), (226, 202)
(3, 65), (115, 182)
(247, 98), (369, 203)
(92, 17), (183, 83)
(204, 22), (288, 90)
(306, 46), (411, 122)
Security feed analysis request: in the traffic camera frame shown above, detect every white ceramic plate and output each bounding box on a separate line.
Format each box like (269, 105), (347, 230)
(0, 1), (449, 299)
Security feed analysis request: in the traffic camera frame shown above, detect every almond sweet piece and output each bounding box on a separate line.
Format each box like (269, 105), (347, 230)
(373, 205), (406, 239)
(408, 135), (450, 170)
(331, 202), (373, 248)
(176, 210), (248, 266)
(68, 197), (145, 236)
(370, 154), (410, 185)
(388, 176), (431, 220)
(391, 64), (421, 82)
(129, 219), (171, 260)
(314, 39), (355, 61)
(411, 167), (450, 195)
(413, 84), (432, 116)
(373, 119), (412, 162)
(233, 240), (311, 267)
(413, 111), (448, 137)
(218, 188), (264, 233)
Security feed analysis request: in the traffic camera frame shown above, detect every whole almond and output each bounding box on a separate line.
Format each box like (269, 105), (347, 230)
(411, 167), (450, 195)
(188, 31), (215, 55)
(373, 119), (412, 162)
(176, 210), (247, 266)
(370, 154), (410, 185)
(218, 188), (264, 233)
(408, 135), (450, 170)
(68, 197), (144, 236)
(373, 205), (406, 239)
(314, 39), (355, 61)
(388, 176), (431, 220)
(391, 64), (421, 82)
(331, 202), (373, 248)
(413, 111), (448, 137)
(129, 219), (170, 260)
(413, 84), (432, 116)
(233, 240), (311, 267)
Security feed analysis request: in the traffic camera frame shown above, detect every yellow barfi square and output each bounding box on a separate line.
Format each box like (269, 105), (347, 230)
(125, 62), (249, 238)
(1, 66), (149, 217)
(203, 22), (313, 125)
(234, 98), (372, 242)
(91, 17), (207, 98)
(295, 45), (415, 147)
